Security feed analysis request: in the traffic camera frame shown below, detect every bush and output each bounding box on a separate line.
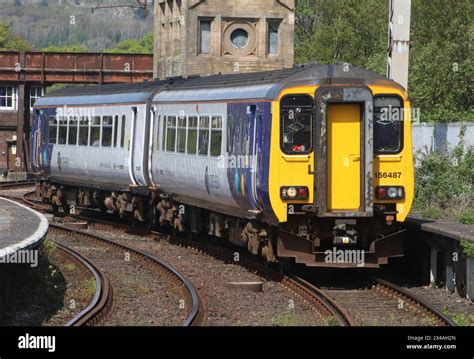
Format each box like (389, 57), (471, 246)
(414, 144), (473, 219)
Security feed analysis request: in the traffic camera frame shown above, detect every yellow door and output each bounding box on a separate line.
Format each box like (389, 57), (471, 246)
(327, 103), (361, 211)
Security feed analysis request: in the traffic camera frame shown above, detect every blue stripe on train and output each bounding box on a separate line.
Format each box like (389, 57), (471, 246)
(226, 101), (274, 220)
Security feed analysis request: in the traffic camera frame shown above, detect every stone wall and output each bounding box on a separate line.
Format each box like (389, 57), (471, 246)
(154, 0), (295, 79)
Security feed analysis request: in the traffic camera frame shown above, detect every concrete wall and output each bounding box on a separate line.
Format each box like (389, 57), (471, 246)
(412, 122), (474, 154)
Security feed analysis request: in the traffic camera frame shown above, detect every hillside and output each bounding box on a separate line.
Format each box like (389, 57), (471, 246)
(0, 0), (153, 52)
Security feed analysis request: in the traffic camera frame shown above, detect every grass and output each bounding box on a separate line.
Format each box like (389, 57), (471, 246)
(459, 210), (474, 225)
(461, 239), (474, 258)
(81, 278), (97, 296)
(421, 207), (444, 220)
(441, 307), (474, 326)
(43, 239), (57, 255)
(322, 315), (339, 326)
(272, 310), (303, 326)
(64, 262), (76, 271)
(420, 316), (439, 326)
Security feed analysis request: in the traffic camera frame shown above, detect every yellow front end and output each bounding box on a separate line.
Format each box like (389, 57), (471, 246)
(269, 85), (414, 223)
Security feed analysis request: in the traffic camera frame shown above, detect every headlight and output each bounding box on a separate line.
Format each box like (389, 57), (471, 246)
(287, 187), (297, 198)
(280, 186), (309, 200)
(387, 187), (398, 198)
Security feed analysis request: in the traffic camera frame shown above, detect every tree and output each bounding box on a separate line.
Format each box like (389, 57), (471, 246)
(0, 23), (32, 51)
(295, 0), (387, 74)
(41, 44), (89, 52)
(294, 0), (473, 122)
(104, 32), (153, 54)
(408, 0), (473, 122)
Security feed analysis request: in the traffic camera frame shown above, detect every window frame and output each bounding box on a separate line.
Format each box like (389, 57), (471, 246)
(198, 18), (212, 55)
(48, 116), (58, 145)
(120, 115), (126, 149)
(67, 116), (79, 146)
(78, 116), (89, 146)
(57, 116), (68, 145)
(177, 115), (187, 154)
(101, 115), (113, 148)
(165, 115), (177, 153)
(89, 116), (102, 147)
(280, 94), (314, 155)
(186, 115), (198, 155)
(267, 20), (281, 55)
(0, 85), (17, 110)
(373, 94), (405, 155)
(210, 115), (223, 157)
(30, 86), (44, 109)
(198, 115), (211, 157)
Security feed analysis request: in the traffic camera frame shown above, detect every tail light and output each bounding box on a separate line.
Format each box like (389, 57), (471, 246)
(376, 186), (404, 199)
(281, 186), (309, 200)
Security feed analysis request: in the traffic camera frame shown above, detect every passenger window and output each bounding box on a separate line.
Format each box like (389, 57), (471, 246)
(58, 116), (67, 145)
(48, 116), (57, 144)
(187, 116), (198, 155)
(177, 116), (187, 153)
(113, 115), (119, 148)
(374, 96), (403, 154)
(102, 116), (113, 147)
(90, 116), (101, 147)
(198, 116), (210, 156)
(120, 115), (126, 148)
(155, 114), (161, 152)
(150, 109), (157, 152)
(210, 116), (222, 157)
(226, 115), (233, 154)
(68, 117), (78, 145)
(280, 94), (313, 154)
(165, 116), (177, 152)
(79, 117), (89, 146)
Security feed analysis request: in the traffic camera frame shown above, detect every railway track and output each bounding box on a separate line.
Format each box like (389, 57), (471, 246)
(49, 224), (203, 326)
(52, 239), (113, 326)
(1, 192), (202, 326)
(373, 278), (456, 326)
(0, 180), (35, 190)
(17, 191), (354, 326)
(165, 235), (357, 326)
(14, 190), (457, 327)
(321, 278), (456, 327)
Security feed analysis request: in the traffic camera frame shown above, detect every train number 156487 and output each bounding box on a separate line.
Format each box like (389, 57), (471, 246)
(374, 172), (402, 179)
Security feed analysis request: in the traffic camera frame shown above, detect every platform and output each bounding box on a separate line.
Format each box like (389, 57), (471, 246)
(407, 214), (474, 243)
(406, 214), (474, 300)
(0, 197), (48, 261)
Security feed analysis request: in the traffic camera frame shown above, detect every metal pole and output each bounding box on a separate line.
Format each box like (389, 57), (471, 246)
(387, 0), (411, 90)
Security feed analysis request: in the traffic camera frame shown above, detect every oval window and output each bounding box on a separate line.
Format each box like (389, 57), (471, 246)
(230, 28), (249, 49)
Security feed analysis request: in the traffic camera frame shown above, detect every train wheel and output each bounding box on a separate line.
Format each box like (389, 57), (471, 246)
(144, 205), (155, 232)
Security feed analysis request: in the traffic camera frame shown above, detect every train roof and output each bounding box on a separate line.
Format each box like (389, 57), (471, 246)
(35, 63), (405, 107)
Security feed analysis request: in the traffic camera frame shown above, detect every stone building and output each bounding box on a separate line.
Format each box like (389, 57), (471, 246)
(153, 0), (295, 79)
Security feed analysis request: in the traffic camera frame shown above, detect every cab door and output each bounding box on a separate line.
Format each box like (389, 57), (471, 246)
(327, 103), (362, 211)
(314, 86), (373, 217)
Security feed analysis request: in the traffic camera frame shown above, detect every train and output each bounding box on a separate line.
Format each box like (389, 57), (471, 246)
(31, 63), (414, 268)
